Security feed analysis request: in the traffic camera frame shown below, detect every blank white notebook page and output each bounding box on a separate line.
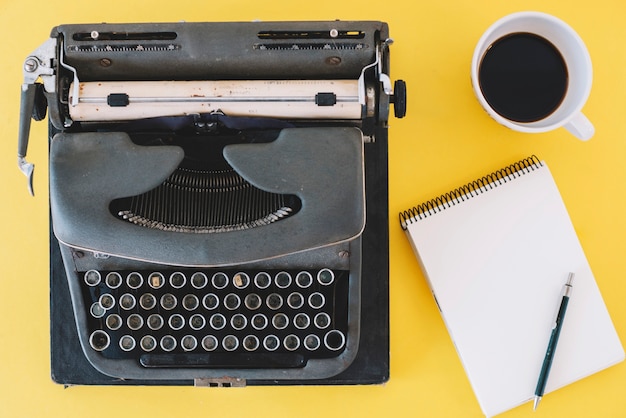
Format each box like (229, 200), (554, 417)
(403, 160), (624, 417)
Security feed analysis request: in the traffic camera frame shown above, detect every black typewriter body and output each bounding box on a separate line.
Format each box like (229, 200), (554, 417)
(18, 20), (405, 385)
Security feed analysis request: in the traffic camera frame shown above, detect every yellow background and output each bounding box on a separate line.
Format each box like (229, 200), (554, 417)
(1, 0), (625, 417)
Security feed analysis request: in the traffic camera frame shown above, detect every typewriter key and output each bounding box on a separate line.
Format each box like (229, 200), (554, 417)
(211, 272), (229, 289)
(243, 335), (260, 351)
(181, 335), (198, 351)
(317, 268), (334, 285)
(254, 272), (271, 289)
(283, 334), (300, 351)
(84, 270), (101, 286)
(244, 293), (262, 310)
(90, 302), (106, 318)
(148, 272), (165, 289)
(160, 293), (177, 310)
(106, 314), (123, 330)
(139, 293), (157, 310)
(308, 292), (325, 309)
(294, 313), (311, 329)
(89, 330), (110, 351)
(324, 330), (346, 351)
(127, 314), (144, 330)
(191, 272), (208, 289)
(314, 312), (331, 329)
(202, 293), (219, 310)
(251, 313), (268, 330)
(127, 272), (143, 289)
(230, 313), (247, 330)
(147, 314), (164, 331)
(287, 292), (304, 309)
(140, 335), (157, 352)
(202, 335), (218, 351)
(189, 314), (206, 330)
(105, 272), (122, 289)
(222, 335), (239, 351)
(182, 294), (199, 311)
(304, 334), (321, 351)
(275, 271), (292, 288)
(224, 293), (241, 310)
(99, 293), (115, 309)
(160, 335), (177, 352)
(272, 313), (289, 330)
(266, 293), (283, 310)
(119, 293), (136, 310)
(209, 313), (226, 330)
(168, 314), (185, 331)
(169, 272), (186, 289)
(119, 335), (136, 351)
(295, 271), (313, 288)
(233, 272), (250, 289)
(263, 335), (280, 351)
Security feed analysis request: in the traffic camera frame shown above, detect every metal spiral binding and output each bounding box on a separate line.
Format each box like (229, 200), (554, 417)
(399, 155), (543, 230)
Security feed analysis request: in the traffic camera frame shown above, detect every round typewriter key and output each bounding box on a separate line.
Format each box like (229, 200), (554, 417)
(243, 335), (260, 351)
(127, 313), (144, 330)
(191, 272), (208, 289)
(230, 313), (247, 330)
(181, 335), (198, 351)
(90, 302), (106, 318)
(251, 313), (268, 330)
(119, 335), (136, 351)
(272, 313), (289, 330)
(308, 292), (325, 309)
(84, 270), (101, 286)
(295, 271), (313, 288)
(147, 314), (164, 331)
(105, 272), (122, 289)
(304, 334), (321, 351)
(119, 293), (136, 310)
(233, 272), (250, 289)
(222, 335), (239, 351)
(147, 272), (165, 289)
(211, 272), (229, 289)
(202, 335), (218, 351)
(168, 314), (185, 331)
(244, 293), (262, 310)
(182, 294), (199, 311)
(127, 272), (144, 289)
(160, 293), (177, 310)
(275, 271), (292, 288)
(169, 272), (186, 289)
(283, 334), (300, 351)
(317, 268), (334, 285)
(89, 330), (110, 351)
(254, 272), (271, 289)
(314, 312), (331, 329)
(160, 335), (177, 352)
(202, 293), (219, 310)
(294, 313), (311, 330)
(324, 330), (346, 351)
(287, 292), (304, 309)
(105, 314), (123, 330)
(99, 293), (115, 310)
(266, 293), (283, 310)
(140, 335), (157, 352)
(189, 314), (206, 330)
(139, 293), (157, 310)
(224, 293), (241, 310)
(209, 313), (226, 330)
(263, 335), (280, 351)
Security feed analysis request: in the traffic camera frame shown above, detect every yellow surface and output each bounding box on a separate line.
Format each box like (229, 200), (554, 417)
(1, 1), (625, 417)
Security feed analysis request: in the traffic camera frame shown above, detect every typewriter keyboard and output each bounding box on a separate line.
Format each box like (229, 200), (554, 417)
(81, 268), (349, 368)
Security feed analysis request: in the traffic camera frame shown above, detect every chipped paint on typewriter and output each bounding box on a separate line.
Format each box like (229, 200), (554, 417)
(17, 21), (406, 385)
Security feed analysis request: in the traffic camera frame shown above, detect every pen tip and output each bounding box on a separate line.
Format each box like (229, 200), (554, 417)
(533, 396), (541, 410)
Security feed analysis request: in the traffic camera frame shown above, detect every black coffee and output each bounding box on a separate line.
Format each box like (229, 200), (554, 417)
(478, 32), (568, 123)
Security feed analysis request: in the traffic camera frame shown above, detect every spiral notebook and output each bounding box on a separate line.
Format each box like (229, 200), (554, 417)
(399, 156), (624, 417)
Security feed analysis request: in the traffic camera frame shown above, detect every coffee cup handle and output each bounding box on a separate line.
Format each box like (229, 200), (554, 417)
(565, 112), (595, 141)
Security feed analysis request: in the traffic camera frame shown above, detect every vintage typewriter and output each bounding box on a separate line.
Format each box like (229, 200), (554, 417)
(17, 20), (405, 385)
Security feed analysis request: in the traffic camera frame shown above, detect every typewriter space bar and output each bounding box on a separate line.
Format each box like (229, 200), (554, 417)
(140, 353), (306, 369)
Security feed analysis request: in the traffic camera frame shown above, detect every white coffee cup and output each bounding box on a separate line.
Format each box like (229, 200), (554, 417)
(471, 11), (594, 140)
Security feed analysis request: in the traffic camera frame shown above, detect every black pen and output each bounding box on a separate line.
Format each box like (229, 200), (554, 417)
(533, 272), (574, 410)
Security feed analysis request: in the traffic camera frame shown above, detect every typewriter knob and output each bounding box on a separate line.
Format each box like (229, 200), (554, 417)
(392, 79), (407, 119)
(31, 83), (48, 121)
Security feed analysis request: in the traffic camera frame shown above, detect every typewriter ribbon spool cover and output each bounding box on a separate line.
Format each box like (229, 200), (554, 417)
(17, 20), (406, 385)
